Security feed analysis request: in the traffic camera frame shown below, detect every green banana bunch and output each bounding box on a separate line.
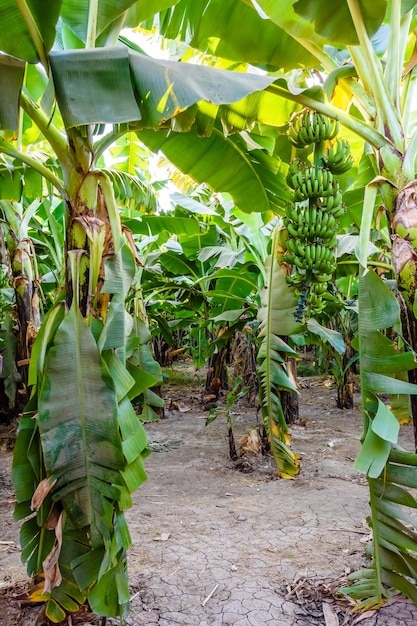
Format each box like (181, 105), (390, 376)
(285, 204), (340, 242)
(317, 183), (346, 220)
(306, 290), (326, 314)
(283, 239), (336, 273)
(287, 162), (335, 200)
(288, 109), (339, 148)
(283, 114), (353, 321)
(323, 139), (354, 174)
(310, 282), (328, 296)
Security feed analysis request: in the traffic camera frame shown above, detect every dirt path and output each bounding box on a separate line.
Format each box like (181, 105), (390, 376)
(1, 373), (417, 625)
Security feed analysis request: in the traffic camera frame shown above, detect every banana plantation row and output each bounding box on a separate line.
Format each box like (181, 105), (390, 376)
(1, 1), (417, 623)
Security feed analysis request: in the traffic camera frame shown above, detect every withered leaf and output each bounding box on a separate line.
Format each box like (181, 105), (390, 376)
(31, 476), (57, 511)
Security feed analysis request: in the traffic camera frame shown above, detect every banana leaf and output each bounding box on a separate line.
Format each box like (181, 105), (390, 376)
(255, 0), (386, 47)
(139, 126), (288, 215)
(48, 46), (276, 131)
(13, 234), (151, 620)
(0, 317), (20, 407)
(200, 267), (259, 312)
(38, 299), (125, 544)
(343, 270), (417, 609)
(60, 0), (138, 42)
(143, 0), (318, 70)
(124, 215), (203, 237)
(0, 55), (25, 130)
(0, 1), (62, 63)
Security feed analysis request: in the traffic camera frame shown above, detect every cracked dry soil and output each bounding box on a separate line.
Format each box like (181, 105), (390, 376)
(1, 370), (417, 625)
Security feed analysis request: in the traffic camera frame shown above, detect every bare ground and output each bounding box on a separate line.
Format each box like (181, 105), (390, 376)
(1, 367), (417, 625)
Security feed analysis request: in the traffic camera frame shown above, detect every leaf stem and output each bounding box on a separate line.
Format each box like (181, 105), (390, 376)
(103, 12), (128, 47)
(19, 91), (68, 162)
(93, 128), (129, 164)
(385, 0), (404, 109)
(346, 0), (403, 148)
(86, 0), (99, 49)
(14, 0), (49, 71)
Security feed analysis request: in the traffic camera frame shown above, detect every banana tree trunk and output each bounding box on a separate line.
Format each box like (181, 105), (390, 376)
(13, 242), (41, 388)
(0, 209), (40, 414)
(336, 346), (354, 410)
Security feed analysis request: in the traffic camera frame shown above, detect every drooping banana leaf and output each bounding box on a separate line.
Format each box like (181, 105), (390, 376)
(0, 55), (25, 130)
(257, 224), (302, 478)
(13, 235), (152, 620)
(138, 126), (290, 215)
(37, 285), (128, 575)
(340, 270), (417, 609)
(49, 48), (142, 128)
(0, 0), (62, 63)
(48, 47), (276, 130)
(60, 0), (139, 43)
(125, 317), (165, 423)
(12, 291), (130, 619)
(255, 0), (386, 47)
(141, 0), (318, 70)
(306, 318), (346, 356)
(0, 316), (20, 407)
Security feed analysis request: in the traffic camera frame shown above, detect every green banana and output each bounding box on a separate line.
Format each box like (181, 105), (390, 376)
(332, 204), (345, 219)
(311, 282), (327, 295)
(285, 205), (294, 220)
(293, 256), (307, 270)
(292, 271), (305, 284)
(295, 239), (307, 257)
(288, 126), (304, 149)
(286, 238), (298, 255)
(283, 253), (295, 265)
(313, 271), (333, 283)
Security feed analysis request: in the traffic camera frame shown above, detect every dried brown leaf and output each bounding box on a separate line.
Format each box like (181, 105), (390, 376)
(45, 502), (62, 530)
(31, 477), (57, 511)
(239, 430), (262, 456)
(43, 512), (63, 594)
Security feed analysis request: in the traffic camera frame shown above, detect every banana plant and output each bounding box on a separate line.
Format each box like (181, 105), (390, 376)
(257, 224), (302, 478)
(339, 270), (417, 609)
(0, 3), (294, 622)
(0, 191), (51, 411)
